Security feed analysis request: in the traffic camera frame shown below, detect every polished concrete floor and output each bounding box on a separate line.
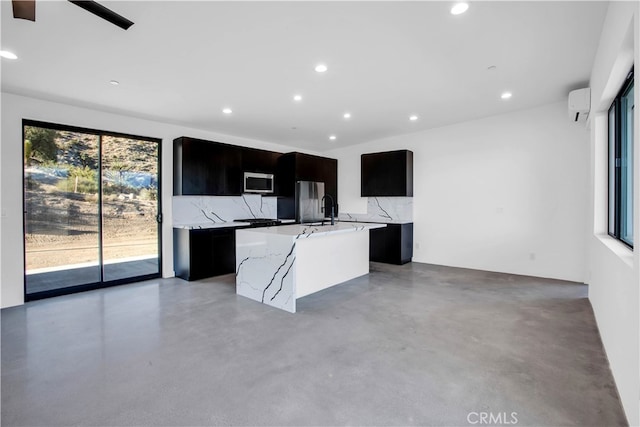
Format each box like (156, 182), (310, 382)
(1, 262), (627, 426)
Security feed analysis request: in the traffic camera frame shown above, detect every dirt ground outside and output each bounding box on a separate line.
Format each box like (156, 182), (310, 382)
(25, 186), (159, 271)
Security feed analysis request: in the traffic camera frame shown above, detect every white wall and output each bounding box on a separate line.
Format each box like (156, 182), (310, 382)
(586, 2), (639, 425)
(327, 101), (589, 283)
(0, 92), (314, 309)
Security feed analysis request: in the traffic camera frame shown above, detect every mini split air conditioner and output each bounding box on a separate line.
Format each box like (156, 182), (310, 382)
(568, 88), (591, 122)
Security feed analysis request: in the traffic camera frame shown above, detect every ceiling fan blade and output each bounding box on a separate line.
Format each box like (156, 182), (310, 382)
(12, 0), (36, 22)
(67, 1), (134, 30)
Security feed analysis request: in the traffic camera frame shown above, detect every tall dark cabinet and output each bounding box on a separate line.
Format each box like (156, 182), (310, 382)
(361, 149), (414, 265)
(361, 149), (413, 197)
(276, 152), (338, 219)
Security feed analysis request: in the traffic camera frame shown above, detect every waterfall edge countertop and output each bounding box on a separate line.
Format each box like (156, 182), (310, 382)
(236, 222), (386, 313)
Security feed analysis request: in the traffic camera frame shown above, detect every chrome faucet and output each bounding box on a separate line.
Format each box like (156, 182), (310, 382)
(321, 194), (335, 225)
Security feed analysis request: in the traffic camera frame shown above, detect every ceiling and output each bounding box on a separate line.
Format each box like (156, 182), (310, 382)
(1, 1), (607, 151)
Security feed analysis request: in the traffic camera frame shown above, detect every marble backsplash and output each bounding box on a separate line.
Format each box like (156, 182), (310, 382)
(173, 195), (412, 225)
(173, 195), (277, 225)
(339, 197), (413, 224)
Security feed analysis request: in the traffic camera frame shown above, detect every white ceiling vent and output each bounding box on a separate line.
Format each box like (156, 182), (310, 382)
(568, 88), (591, 123)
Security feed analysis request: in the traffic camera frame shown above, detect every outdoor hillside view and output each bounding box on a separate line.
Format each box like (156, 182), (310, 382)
(23, 124), (160, 294)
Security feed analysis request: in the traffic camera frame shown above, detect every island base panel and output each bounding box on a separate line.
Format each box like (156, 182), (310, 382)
(296, 231), (369, 298)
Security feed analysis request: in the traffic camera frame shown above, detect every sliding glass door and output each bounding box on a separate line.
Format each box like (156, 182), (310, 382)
(23, 120), (161, 299)
(101, 135), (160, 282)
(23, 126), (101, 293)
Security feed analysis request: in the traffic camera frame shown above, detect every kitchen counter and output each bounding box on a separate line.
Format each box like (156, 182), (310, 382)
(173, 222), (250, 230)
(235, 222), (385, 313)
(338, 217), (413, 225)
(173, 218), (296, 230)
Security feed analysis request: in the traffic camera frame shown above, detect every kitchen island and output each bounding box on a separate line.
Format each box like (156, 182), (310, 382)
(235, 222), (385, 313)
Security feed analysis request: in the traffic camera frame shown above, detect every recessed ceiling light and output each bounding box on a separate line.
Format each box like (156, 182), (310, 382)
(343, 113), (351, 119)
(109, 80), (120, 86)
(501, 92), (512, 100)
(329, 135), (337, 140)
(315, 63), (328, 73)
(293, 94), (302, 102)
(450, 2), (469, 15)
(409, 115), (419, 121)
(222, 108), (233, 114)
(0, 50), (18, 60)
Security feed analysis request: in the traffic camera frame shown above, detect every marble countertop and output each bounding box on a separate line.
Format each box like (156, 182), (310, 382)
(173, 218), (296, 230)
(237, 221), (386, 238)
(173, 222), (250, 230)
(338, 216), (413, 225)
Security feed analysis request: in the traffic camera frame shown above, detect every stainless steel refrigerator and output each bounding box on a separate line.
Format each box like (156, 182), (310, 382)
(296, 181), (325, 223)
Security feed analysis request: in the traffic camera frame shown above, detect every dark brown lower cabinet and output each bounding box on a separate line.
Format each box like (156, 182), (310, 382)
(369, 223), (413, 265)
(173, 227), (239, 281)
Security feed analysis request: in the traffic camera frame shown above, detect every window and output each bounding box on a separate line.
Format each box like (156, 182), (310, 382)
(608, 68), (634, 248)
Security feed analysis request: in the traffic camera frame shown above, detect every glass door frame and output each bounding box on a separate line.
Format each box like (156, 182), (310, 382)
(22, 119), (163, 301)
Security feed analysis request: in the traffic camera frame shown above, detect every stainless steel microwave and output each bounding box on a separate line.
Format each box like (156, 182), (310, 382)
(243, 172), (274, 194)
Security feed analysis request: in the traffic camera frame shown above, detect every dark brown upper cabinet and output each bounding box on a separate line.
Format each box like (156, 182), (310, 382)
(173, 137), (242, 196)
(241, 146), (281, 175)
(361, 150), (413, 197)
(174, 137), (284, 196)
